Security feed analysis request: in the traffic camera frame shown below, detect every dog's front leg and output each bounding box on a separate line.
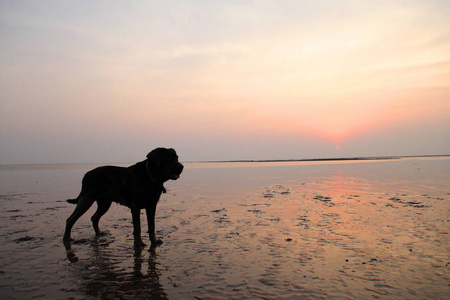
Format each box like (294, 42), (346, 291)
(131, 208), (146, 248)
(146, 205), (163, 246)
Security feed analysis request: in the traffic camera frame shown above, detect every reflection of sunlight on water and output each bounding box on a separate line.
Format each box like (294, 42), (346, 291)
(322, 167), (363, 195)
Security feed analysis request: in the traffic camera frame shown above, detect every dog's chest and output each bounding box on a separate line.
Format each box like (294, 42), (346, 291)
(130, 184), (163, 209)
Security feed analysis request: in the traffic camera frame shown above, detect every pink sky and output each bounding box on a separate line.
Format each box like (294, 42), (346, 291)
(1, 1), (449, 164)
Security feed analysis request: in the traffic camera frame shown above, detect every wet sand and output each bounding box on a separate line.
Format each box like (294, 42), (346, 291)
(0, 157), (449, 299)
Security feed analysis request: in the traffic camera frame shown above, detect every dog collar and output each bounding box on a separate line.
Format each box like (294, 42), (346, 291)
(146, 160), (167, 193)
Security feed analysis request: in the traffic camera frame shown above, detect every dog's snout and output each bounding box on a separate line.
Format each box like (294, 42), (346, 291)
(176, 163), (184, 174)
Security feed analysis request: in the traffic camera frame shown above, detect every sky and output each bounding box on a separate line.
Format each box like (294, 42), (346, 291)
(1, 0), (449, 164)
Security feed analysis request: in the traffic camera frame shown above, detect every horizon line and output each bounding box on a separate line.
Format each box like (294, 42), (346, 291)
(187, 154), (450, 164)
(2, 154), (448, 167)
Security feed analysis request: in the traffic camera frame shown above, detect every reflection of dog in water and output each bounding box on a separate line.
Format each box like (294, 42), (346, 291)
(63, 148), (183, 248)
(64, 241), (167, 298)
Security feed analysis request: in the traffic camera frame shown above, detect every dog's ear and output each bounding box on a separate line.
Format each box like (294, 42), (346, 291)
(146, 148), (162, 168)
(168, 148), (178, 158)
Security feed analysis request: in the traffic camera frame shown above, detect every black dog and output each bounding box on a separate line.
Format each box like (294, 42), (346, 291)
(63, 148), (183, 247)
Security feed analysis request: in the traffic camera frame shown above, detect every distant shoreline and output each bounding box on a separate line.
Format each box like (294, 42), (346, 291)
(190, 154), (450, 164)
(0, 155), (449, 167)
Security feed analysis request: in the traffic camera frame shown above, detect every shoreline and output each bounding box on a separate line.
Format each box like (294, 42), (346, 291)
(190, 154), (450, 164)
(0, 154), (449, 168)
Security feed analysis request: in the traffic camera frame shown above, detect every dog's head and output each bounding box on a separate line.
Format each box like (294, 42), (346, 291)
(146, 148), (184, 182)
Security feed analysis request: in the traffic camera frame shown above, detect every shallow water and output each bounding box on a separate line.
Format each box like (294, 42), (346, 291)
(0, 157), (449, 299)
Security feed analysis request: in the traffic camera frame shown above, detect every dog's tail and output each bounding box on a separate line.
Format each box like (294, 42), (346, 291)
(67, 198), (78, 204)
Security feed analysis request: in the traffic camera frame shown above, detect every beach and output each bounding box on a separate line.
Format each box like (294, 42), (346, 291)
(0, 156), (449, 299)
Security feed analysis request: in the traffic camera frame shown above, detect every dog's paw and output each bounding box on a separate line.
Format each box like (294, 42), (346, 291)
(134, 240), (147, 248)
(96, 231), (109, 237)
(152, 239), (163, 246)
(63, 236), (74, 243)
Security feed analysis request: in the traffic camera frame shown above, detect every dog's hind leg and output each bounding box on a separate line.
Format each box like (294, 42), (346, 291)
(64, 196), (95, 241)
(91, 199), (112, 236)
(131, 208), (146, 248)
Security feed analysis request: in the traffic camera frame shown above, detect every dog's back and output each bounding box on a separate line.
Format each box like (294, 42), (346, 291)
(67, 165), (130, 204)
